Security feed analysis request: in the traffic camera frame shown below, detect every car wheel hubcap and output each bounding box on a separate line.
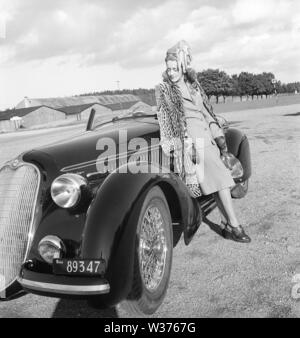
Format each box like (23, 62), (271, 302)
(139, 204), (167, 292)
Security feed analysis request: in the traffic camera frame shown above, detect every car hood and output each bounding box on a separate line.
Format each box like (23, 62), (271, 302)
(23, 120), (160, 176)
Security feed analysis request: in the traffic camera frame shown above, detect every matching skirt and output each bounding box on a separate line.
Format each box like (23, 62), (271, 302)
(185, 115), (235, 195)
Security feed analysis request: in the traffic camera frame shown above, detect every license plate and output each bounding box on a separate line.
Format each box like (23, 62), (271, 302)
(53, 259), (105, 276)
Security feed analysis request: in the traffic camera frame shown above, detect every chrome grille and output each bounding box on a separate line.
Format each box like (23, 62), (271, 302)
(0, 162), (40, 293)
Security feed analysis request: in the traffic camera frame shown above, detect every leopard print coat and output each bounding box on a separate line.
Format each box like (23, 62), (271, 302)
(155, 73), (221, 198)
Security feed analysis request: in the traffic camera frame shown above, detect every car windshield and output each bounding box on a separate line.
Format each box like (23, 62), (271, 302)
(89, 110), (157, 130)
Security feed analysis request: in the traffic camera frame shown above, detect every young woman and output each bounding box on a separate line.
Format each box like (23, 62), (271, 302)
(155, 40), (251, 243)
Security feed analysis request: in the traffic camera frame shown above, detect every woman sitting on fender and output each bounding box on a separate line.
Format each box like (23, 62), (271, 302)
(155, 40), (251, 243)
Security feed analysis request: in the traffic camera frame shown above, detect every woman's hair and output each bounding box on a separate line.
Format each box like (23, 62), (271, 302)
(163, 40), (196, 84)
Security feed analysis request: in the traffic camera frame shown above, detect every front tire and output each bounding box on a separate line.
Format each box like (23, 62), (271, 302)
(121, 186), (173, 316)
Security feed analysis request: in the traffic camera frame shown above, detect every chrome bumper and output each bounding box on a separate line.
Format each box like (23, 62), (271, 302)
(18, 277), (110, 296)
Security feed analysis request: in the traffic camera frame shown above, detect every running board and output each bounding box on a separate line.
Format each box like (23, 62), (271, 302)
(197, 197), (217, 217)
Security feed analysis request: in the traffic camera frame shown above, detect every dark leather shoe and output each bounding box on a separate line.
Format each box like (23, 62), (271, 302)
(222, 222), (251, 243)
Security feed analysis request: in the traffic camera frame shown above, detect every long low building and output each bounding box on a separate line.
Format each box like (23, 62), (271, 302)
(0, 95), (153, 132)
(15, 94), (141, 109)
(0, 106), (66, 132)
(61, 100), (151, 121)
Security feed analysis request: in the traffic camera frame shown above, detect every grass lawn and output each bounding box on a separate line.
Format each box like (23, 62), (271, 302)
(212, 94), (300, 113)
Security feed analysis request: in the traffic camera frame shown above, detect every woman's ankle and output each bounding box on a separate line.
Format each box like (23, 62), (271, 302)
(227, 219), (240, 228)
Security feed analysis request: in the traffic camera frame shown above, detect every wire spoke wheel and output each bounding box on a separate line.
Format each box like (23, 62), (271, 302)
(139, 205), (168, 292)
(120, 186), (173, 316)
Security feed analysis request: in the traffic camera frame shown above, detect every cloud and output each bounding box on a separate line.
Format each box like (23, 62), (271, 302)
(1, 0), (172, 64)
(232, 0), (293, 25)
(0, 0), (299, 109)
(0, 0), (234, 67)
(1, 0), (299, 73)
(232, 0), (275, 24)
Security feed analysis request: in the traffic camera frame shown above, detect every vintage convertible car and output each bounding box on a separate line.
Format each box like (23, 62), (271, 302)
(0, 108), (251, 315)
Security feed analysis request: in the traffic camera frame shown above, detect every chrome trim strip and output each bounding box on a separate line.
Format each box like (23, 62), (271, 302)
(61, 145), (161, 172)
(23, 162), (41, 262)
(18, 278), (110, 295)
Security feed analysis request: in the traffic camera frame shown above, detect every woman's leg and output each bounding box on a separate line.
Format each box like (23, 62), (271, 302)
(215, 188), (251, 243)
(217, 188), (240, 227)
(213, 192), (228, 225)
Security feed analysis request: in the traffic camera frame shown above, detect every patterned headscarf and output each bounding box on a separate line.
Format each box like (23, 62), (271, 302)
(163, 40), (220, 125)
(165, 40), (192, 74)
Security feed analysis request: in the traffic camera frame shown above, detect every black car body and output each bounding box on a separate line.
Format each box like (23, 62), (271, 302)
(0, 109), (251, 315)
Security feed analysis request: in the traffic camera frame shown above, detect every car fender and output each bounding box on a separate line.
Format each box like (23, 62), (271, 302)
(80, 161), (201, 306)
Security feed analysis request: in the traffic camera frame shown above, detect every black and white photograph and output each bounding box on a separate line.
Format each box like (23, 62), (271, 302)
(0, 0), (300, 321)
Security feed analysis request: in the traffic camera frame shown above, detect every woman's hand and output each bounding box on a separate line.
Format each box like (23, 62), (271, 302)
(214, 136), (228, 154)
(220, 153), (234, 170)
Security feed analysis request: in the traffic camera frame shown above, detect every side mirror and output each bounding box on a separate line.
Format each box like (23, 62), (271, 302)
(216, 115), (229, 132)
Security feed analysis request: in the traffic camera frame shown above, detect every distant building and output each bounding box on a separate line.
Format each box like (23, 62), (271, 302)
(10, 116), (22, 130)
(15, 94), (140, 109)
(60, 100), (152, 121)
(59, 103), (113, 121)
(0, 106), (65, 132)
(0, 94), (152, 132)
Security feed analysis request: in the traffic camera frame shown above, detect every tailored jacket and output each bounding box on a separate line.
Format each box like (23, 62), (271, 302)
(155, 76), (223, 197)
(178, 80), (224, 147)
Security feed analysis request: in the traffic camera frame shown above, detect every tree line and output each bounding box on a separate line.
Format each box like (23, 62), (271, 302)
(197, 70), (300, 103)
(79, 70), (300, 106)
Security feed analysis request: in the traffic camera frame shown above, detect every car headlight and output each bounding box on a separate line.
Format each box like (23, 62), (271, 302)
(51, 174), (87, 208)
(38, 236), (66, 264)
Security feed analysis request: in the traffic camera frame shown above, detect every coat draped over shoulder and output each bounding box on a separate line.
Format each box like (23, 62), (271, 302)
(155, 77), (225, 198)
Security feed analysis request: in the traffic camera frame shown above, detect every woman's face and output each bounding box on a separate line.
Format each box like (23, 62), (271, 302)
(166, 60), (183, 83)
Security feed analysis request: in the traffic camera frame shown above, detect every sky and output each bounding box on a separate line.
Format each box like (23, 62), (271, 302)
(0, 0), (299, 110)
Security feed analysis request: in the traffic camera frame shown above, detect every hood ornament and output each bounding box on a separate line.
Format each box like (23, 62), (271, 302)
(12, 159), (20, 168)
(5, 158), (23, 170)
